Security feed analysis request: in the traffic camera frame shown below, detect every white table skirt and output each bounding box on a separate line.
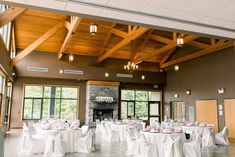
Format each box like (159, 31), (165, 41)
(35, 127), (82, 153)
(141, 131), (186, 157)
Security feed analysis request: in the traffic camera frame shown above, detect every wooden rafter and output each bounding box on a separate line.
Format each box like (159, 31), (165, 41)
(161, 41), (233, 68)
(98, 27), (149, 62)
(173, 32), (177, 41)
(188, 41), (210, 49)
(11, 22), (63, 68)
(99, 23), (116, 56)
(58, 16), (81, 59)
(0, 7), (26, 27)
(111, 28), (128, 38)
(131, 30), (153, 60)
(160, 48), (177, 64)
(150, 34), (173, 45)
(133, 35), (199, 64)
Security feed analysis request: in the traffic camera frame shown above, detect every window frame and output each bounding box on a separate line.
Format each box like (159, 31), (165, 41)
(22, 84), (78, 120)
(121, 90), (161, 122)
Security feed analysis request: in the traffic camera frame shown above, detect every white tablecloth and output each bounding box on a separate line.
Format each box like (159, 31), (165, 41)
(141, 131), (186, 157)
(35, 127), (82, 153)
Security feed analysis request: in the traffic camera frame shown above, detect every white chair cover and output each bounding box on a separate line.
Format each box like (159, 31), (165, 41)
(21, 127), (44, 155)
(44, 132), (65, 157)
(81, 125), (89, 135)
(125, 128), (140, 156)
(183, 134), (202, 157)
(201, 128), (216, 147)
(136, 134), (157, 157)
(74, 129), (95, 153)
(215, 126), (229, 145)
(104, 124), (119, 142)
(96, 123), (104, 133)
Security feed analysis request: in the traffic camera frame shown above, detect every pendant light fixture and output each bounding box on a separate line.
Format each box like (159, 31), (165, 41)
(124, 61), (139, 72)
(68, 54), (74, 62)
(90, 23), (98, 35)
(177, 35), (184, 47)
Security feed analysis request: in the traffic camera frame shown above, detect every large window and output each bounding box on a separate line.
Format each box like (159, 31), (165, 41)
(121, 90), (161, 121)
(23, 85), (78, 120)
(0, 5), (11, 50)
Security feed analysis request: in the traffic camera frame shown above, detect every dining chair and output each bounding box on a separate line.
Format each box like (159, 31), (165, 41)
(215, 126), (229, 145)
(74, 129), (95, 153)
(183, 134), (202, 157)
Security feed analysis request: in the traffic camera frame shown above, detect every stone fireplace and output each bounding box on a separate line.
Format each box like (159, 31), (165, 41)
(85, 81), (119, 124)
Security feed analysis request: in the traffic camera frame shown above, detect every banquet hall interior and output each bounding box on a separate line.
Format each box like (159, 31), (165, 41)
(0, 0), (235, 157)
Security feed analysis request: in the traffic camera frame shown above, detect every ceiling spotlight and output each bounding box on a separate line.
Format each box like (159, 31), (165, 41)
(141, 75), (145, 80)
(68, 54), (74, 62)
(105, 72), (109, 77)
(90, 23), (97, 35)
(174, 94), (179, 98)
(174, 65), (179, 71)
(59, 69), (63, 74)
(186, 90), (191, 95)
(177, 35), (184, 47)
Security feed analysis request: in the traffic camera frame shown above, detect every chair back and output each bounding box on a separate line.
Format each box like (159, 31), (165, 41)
(81, 125), (89, 135)
(194, 134), (202, 148)
(221, 126), (228, 135)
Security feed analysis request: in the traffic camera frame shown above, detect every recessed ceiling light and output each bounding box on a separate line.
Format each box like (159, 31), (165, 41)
(105, 72), (109, 77)
(90, 23), (97, 35)
(59, 69), (63, 74)
(141, 75), (145, 80)
(69, 54), (74, 62)
(174, 65), (179, 71)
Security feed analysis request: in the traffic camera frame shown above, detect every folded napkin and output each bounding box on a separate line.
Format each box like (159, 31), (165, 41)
(162, 128), (173, 134)
(173, 127), (182, 133)
(41, 123), (51, 130)
(199, 123), (206, 127)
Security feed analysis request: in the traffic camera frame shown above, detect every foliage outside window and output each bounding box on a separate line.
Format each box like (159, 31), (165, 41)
(23, 85), (78, 120)
(121, 90), (161, 120)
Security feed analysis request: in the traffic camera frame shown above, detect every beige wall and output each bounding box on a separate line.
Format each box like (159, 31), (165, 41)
(10, 77), (86, 128)
(164, 47), (235, 131)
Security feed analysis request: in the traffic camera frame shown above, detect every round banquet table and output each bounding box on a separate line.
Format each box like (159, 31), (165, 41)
(35, 127), (83, 153)
(141, 131), (186, 157)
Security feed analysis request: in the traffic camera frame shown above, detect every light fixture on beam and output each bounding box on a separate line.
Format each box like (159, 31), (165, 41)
(124, 61), (139, 72)
(59, 69), (63, 74)
(90, 23), (97, 35)
(141, 75), (145, 80)
(68, 54), (74, 62)
(177, 35), (184, 47)
(174, 65), (179, 71)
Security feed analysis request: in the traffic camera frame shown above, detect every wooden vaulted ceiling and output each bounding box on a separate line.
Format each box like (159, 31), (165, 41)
(5, 7), (234, 69)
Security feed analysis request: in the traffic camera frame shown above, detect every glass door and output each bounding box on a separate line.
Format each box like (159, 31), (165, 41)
(149, 101), (161, 125)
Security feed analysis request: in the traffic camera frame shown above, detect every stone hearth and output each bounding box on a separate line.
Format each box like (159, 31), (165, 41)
(85, 81), (119, 124)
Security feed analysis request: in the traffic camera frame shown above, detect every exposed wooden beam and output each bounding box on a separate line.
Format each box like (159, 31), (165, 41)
(58, 16), (81, 59)
(11, 22), (63, 68)
(98, 27), (149, 62)
(188, 41), (210, 49)
(0, 7), (27, 27)
(111, 28), (128, 38)
(173, 32), (177, 41)
(150, 34), (173, 45)
(161, 41), (234, 68)
(99, 23), (116, 56)
(160, 48), (177, 64)
(131, 30), (153, 60)
(216, 39), (225, 45)
(211, 38), (216, 46)
(133, 35), (199, 64)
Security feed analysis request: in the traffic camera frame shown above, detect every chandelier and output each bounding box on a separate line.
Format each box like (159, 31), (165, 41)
(124, 62), (138, 72)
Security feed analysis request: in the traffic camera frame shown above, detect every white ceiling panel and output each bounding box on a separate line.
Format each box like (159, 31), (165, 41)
(149, 0), (195, 10)
(142, 5), (177, 17)
(182, 0), (234, 16)
(212, 3), (235, 22)
(100, 9), (136, 21)
(107, 0), (147, 11)
(72, 0), (110, 5)
(66, 1), (103, 15)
